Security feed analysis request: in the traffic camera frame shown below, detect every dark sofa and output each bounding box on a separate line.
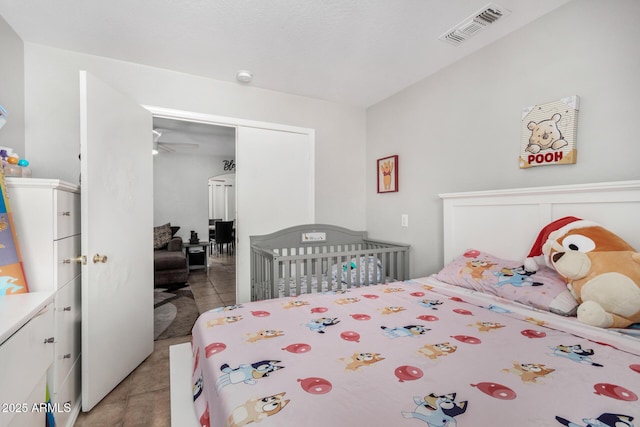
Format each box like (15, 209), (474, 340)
(154, 225), (188, 287)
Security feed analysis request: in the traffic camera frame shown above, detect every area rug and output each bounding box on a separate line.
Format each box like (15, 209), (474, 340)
(154, 285), (199, 340)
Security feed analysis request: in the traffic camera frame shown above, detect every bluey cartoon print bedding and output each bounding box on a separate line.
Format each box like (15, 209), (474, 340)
(190, 279), (640, 427)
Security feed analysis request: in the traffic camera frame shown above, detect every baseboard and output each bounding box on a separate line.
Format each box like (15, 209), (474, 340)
(169, 343), (200, 427)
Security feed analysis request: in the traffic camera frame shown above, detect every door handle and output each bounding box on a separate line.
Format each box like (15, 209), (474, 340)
(93, 254), (108, 264)
(64, 255), (87, 265)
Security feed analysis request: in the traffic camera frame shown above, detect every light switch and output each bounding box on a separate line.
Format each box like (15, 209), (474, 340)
(401, 214), (409, 227)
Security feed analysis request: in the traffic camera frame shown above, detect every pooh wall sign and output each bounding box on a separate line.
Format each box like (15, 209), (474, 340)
(519, 96), (579, 168)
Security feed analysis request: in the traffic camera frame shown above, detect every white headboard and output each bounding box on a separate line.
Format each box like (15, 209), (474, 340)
(440, 180), (640, 264)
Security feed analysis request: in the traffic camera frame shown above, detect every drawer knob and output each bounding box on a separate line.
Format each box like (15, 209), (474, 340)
(63, 354), (72, 359)
(61, 211), (71, 216)
(63, 306), (72, 312)
(44, 337), (55, 344)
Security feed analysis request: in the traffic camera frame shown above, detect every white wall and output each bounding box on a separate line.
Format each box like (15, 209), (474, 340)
(23, 44), (367, 230)
(153, 152), (231, 243)
(0, 15), (25, 155)
(366, 0), (640, 278)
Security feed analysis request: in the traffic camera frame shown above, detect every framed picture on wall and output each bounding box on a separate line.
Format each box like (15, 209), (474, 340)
(519, 95), (579, 168)
(377, 155), (398, 193)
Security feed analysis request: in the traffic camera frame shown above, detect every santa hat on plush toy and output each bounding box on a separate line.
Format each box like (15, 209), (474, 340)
(524, 216), (600, 272)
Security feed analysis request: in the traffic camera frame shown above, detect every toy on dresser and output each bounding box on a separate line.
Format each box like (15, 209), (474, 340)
(525, 216), (640, 328)
(0, 148), (31, 177)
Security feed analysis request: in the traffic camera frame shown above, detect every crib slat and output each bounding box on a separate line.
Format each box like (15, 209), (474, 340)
(283, 258), (291, 297)
(389, 251), (396, 281)
(295, 258), (303, 296)
(314, 248), (322, 294)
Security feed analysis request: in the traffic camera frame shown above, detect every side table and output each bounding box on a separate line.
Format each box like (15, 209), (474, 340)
(183, 241), (209, 274)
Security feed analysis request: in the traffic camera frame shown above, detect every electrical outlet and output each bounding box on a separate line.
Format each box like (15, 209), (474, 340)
(401, 214), (409, 227)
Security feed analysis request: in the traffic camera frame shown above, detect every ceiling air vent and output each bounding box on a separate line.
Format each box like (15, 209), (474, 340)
(439, 3), (511, 46)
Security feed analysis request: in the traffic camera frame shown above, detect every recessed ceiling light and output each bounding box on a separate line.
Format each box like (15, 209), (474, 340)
(236, 70), (253, 83)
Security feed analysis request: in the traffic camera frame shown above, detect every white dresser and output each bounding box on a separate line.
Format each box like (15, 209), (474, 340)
(5, 178), (81, 427)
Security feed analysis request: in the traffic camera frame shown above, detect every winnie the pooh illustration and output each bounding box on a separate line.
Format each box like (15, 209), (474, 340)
(380, 160), (394, 190)
(525, 113), (568, 154)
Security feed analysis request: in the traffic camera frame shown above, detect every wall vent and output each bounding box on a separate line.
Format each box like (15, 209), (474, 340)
(439, 3), (511, 46)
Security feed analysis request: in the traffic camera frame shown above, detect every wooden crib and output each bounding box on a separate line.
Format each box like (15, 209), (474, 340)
(250, 224), (410, 300)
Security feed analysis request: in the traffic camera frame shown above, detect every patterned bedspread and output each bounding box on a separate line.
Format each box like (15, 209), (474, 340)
(191, 278), (640, 427)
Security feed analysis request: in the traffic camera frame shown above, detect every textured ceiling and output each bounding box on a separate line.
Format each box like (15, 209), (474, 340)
(0, 0), (571, 108)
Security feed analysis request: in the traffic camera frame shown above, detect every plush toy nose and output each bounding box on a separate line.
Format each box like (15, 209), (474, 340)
(552, 251), (591, 280)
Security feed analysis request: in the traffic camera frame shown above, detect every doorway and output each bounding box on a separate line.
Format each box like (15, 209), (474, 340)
(152, 117), (236, 246)
(146, 106), (316, 303)
(152, 117), (237, 299)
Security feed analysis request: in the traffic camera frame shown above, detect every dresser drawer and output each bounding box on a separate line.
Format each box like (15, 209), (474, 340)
(0, 304), (54, 416)
(54, 235), (82, 289)
(54, 190), (80, 240)
(52, 278), (81, 392)
(52, 359), (81, 427)
(3, 374), (48, 427)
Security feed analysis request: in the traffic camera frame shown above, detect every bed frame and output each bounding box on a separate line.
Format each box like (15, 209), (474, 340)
(440, 180), (640, 264)
(170, 179), (640, 426)
(250, 224), (410, 300)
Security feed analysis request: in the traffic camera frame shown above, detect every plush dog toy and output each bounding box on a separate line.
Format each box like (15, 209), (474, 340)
(525, 216), (640, 328)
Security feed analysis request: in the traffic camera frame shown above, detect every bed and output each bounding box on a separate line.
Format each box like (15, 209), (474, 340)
(171, 180), (640, 427)
(249, 224), (410, 300)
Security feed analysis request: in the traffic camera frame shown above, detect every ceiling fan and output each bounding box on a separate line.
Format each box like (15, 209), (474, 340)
(152, 129), (199, 153)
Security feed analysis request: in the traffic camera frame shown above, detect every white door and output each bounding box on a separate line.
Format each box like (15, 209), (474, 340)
(79, 71), (154, 410)
(236, 126), (315, 302)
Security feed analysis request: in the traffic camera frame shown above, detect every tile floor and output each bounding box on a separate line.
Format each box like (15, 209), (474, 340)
(74, 253), (236, 427)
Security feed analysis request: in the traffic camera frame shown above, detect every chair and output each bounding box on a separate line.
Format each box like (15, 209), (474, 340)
(214, 221), (234, 255)
(153, 225), (188, 287)
(209, 219), (222, 250)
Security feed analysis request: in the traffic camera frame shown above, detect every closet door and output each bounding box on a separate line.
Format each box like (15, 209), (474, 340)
(79, 70), (154, 411)
(236, 126), (315, 302)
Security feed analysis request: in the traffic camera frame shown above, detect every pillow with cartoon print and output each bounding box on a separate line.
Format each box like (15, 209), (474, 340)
(435, 249), (578, 316)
